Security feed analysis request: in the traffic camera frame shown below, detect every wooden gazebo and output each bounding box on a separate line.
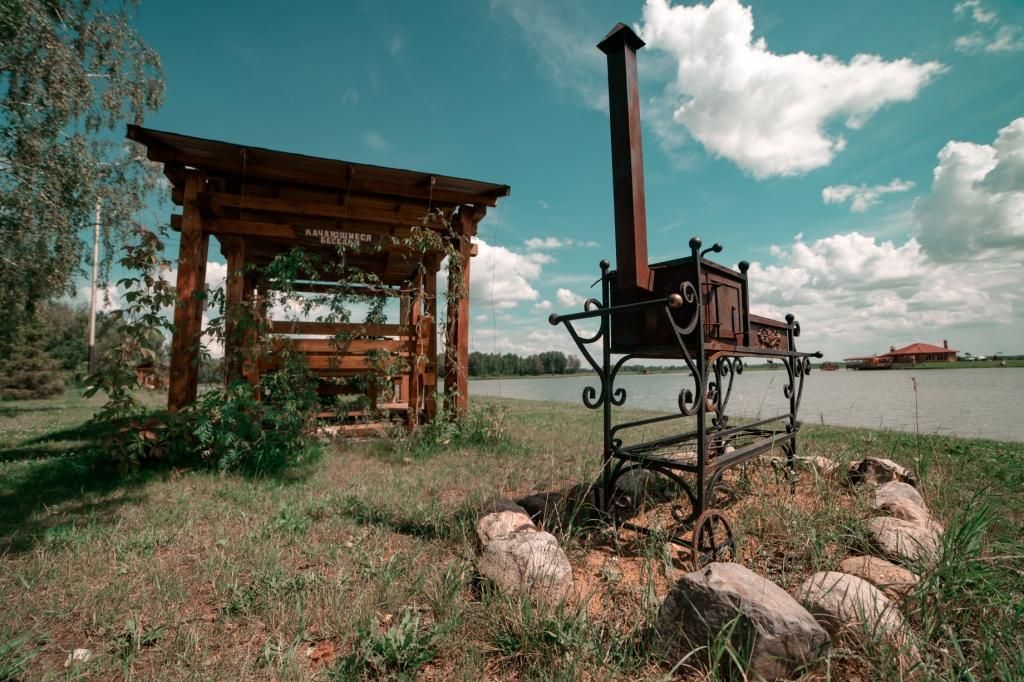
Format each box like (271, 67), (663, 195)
(128, 126), (509, 425)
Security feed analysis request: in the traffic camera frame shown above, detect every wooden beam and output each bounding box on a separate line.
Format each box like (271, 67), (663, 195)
(271, 338), (411, 355)
(204, 191), (449, 227)
(168, 171), (209, 412)
(141, 145), (504, 207)
(268, 320), (411, 337)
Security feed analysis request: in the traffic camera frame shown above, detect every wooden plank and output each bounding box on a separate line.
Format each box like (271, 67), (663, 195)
(271, 338), (410, 354)
(268, 320), (411, 337)
(319, 423), (391, 438)
(168, 171), (209, 412)
(205, 191), (448, 227)
(261, 355), (410, 372)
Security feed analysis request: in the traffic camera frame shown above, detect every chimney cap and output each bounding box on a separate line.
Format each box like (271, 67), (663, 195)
(598, 23), (645, 54)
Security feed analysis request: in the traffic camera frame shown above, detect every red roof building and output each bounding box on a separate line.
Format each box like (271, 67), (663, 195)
(845, 340), (958, 367)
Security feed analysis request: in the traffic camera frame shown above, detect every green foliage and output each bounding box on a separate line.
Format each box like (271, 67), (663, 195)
(469, 350), (581, 377)
(904, 495), (1024, 680)
(331, 608), (449, 681)
(179, 357), (319, 475)
(33, 301), (88, 374)
(0, 629), (40, 680)
(84, 227), (175, 461)
(375, 403), (519, 461)
(0, 0), (165, 344)
(0, 327), (65, 400)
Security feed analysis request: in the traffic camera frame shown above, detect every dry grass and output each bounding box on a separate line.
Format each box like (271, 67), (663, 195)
(1, 391), (1021, 680)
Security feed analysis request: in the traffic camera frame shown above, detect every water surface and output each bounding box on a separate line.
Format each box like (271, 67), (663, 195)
(471, 368), (1024, 442)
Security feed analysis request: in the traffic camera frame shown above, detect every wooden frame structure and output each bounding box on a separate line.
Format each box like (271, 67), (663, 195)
(128, 126), (509, 424)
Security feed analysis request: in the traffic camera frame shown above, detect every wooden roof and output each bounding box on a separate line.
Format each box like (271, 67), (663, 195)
(128, 125), (510, 285)
(128, 125), (510, 207)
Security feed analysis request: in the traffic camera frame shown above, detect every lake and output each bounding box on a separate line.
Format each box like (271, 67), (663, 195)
(470, 367), (1024, 442)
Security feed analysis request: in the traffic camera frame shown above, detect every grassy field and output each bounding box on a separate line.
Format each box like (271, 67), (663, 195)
(1, 390), (1022, 680)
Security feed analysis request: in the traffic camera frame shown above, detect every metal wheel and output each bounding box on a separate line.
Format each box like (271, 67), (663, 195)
(691, 509), (737, 569)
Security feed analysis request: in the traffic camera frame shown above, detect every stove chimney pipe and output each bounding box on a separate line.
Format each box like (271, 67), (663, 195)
(598, 23), (653, 292)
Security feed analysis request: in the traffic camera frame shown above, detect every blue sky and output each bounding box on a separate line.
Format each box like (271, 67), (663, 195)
(116, 0), (1024, 360)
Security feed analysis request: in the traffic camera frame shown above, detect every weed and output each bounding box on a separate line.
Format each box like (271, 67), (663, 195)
(0, 629), (40, 680)
(373, 403), (521, 461)
(331, 608), (449, 680)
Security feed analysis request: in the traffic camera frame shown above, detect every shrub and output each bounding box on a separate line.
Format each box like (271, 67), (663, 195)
(0, 328), (66, 400)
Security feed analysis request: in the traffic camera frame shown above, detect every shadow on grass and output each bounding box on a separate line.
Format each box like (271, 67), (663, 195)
(0, 419), (121, 463)
(335, 494), (479, 543)
(0, 449), (164, 555)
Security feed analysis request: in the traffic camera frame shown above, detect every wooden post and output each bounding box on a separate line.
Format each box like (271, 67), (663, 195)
(222, 237), (247, 384)
(406, 273), (423, 429)
(424, 256), (440, 422)
(168, 171), (209, 412)
(444, 206), (484, 417)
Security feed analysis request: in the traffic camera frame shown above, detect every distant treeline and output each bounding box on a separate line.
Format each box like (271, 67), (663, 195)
(468, 351), (581, 377)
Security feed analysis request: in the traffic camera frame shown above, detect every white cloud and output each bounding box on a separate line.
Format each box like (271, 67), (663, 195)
(955, 0), (996, 24)
(363, 130), (392, 153)
(640, 0), (945, 178)
(462, 238), (549, 310)
(524, 236), (600, 250)
(913, 117), (1024, 262)
(556, 288), (585, 308)
(749, 232), (1021, 359)
(822, 178), (915, 212)
(525, 236), (565, 249)
(954, 1), (1024, 53)
(533, 300), (552, 311)
(492, 0), (608, 111)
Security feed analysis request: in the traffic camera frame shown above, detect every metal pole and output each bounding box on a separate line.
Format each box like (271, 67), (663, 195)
(87, 198), (101, 372)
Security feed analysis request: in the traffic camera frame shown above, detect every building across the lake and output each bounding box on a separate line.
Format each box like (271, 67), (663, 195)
(845, 340), (958, 369)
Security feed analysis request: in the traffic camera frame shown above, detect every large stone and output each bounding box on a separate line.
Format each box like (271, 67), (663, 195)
(837, 556), (919, 601)
(808, 456), (839, 476)
(476, 501), (536, 546)
(477, 530), (573, 604)
(797, 572), (911, 647)
(656, 562), (829, 680)
(866, 516), (941, 568)
(875, 496), (944, 535)
(874, 481), (926, 511)
(848, 457), (918, 487)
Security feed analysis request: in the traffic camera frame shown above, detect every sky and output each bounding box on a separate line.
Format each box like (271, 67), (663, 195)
(102, 0), (1024, 361)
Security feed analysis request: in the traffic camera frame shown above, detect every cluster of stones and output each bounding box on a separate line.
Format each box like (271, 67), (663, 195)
(473, 456), (943, 679)
(656, 455), (943, 678)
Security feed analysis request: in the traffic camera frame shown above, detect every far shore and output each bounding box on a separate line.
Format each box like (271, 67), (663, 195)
(469, 359), (1022, 381)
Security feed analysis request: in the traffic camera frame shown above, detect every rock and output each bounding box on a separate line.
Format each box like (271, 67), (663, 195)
(477, 530), (573, 604)
(615, 468), (680, 506)
(848, 457), (918, 487)
(866, 516), (941, 568)
(656, 562), (828, 680)
(876, 496), (944, 535)
(798, 572), (911, 647)
(837, 556), (919, 601)
(64, 648), (92, 667)
(874, 481), (926, 511)
(797, 455), (839, 476)
(476, 501), (536, 546)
